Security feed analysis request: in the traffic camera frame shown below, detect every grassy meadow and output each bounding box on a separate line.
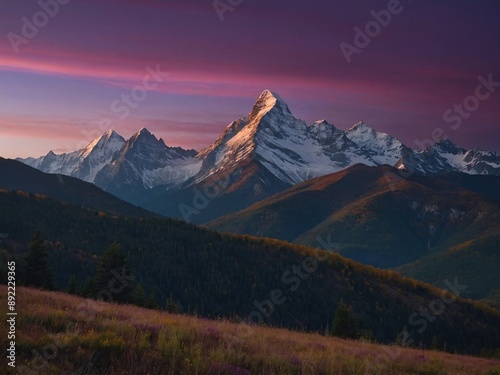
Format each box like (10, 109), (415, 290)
(1, 286), (499, 375)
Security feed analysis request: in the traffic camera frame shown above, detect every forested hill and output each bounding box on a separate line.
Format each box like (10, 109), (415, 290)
(0, 157), (153, 217)
(1, 189), (499, 355)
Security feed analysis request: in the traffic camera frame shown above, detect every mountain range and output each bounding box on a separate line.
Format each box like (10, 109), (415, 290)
(6, 153), (500, 308)
(1, 162), (500, 355)
(18, 90), (500, 221)
(3, 93), (500, 357)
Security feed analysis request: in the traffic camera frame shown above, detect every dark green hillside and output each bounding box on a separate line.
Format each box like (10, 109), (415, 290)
(0, 189), (500, 355)
(397, 233), (500, 308)
(0, 157), (154, 217)
(207, 164), (400, 243)
(207, 165), (500, 306)
(438, 173), (500, 202)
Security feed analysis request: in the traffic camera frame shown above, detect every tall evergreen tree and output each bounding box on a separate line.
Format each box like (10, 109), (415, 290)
(166, 294), (182, 313)
(94, 243), (134, 303)
(81, 277), (96, 298)
(131, 284), (147, 307)
(331, 299), (358, 339)
(145, 292), (159, 310)
(24, 230), (54, 290)
(431, 335), (439, 350)
(66, 274), (78, 295)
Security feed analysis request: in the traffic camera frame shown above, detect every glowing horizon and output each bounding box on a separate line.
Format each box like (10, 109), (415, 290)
(1, 0), (499, 159)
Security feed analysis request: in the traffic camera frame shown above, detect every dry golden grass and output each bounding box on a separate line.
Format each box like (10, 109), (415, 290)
(1, 285), (499, 375)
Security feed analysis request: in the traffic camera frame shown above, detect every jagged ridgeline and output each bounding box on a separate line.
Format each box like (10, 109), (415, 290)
(17, 90), (500, 222)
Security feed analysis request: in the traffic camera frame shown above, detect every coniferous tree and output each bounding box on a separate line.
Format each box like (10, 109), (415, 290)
(81, 277), (96, 298)
(431, 335), (439, 350)
(131, 284), (146, 307)
(94, 243), (134, 303)
(66, 274), (78, 295)
(24, 230), (54, 290)
(331, 299), (358, 339)
(166, 294), (182, 313)
(145, 292), (159, 310)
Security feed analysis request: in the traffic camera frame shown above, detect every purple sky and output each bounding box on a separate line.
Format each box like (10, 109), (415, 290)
(0, 0), (499, 158)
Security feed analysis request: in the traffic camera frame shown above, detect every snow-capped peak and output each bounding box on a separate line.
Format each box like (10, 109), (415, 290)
(17, 89), (500, 209)
(82, 129), (125, 158)
(124, 128), (158, 150)
(133, 127), (154, 139)
(309, 120), (343, 141)
(314, 119), (328, 125)
(347, 121), (373, 133)
(346, 122), (399, 146)
(103, 129), (118, 137)
(431, 139), (465, 154)
(310, 119), (337, 130)
(258, 89), (284, 104)
(345, 122), (407, 165)
(248, 89), (292, 121)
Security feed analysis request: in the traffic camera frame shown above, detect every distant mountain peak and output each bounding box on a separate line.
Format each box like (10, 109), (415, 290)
(314, 119), (328, 125)
(249, 90), (292, 120)
(136, 127), (153, 136)
(128, 128), (156, 145)
(258, 89), (283, 102)
(432, 138), (464, 154)
(103, 129), (125, 142)
(348, 122), (372, 132)
(309, 120), (342, 139)
(82, 129), (126, 159)
(16, 90), (500, 208)
(347, 122), (380, 141)
(98, 129), (124, 142)
(103, 129), (118, 137)
(311, 119), (338, 129)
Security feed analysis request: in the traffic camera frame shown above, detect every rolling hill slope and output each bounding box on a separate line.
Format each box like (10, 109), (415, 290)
(207, 165), (500, 306)
(1, 189), (500, 354)
(0, 157), (154, 217)
(2, 286), (499, 375)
